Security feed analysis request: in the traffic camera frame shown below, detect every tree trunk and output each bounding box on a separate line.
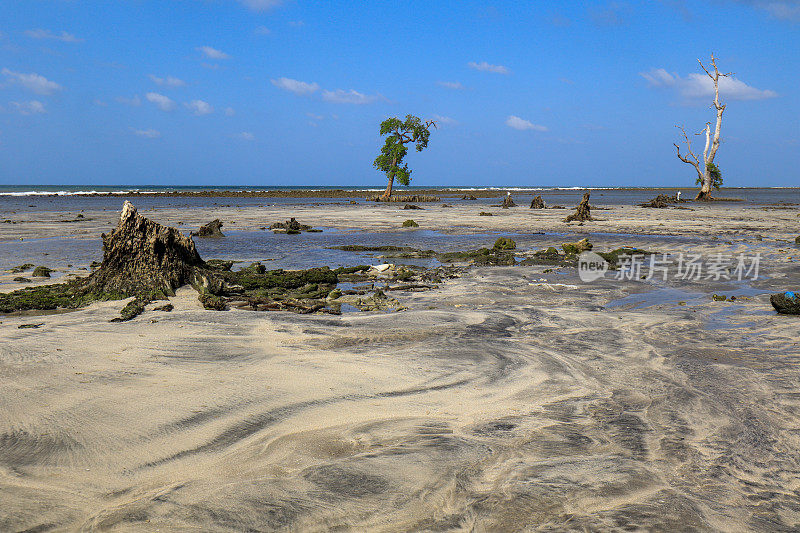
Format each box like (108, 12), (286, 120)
(380, 157), (397, 200)
(564, 193), (592, 223)
(695, 168), (713, 200)
(381, 175), (394, 200)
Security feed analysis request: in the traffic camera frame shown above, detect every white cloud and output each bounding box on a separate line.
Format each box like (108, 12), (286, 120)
(468, 61), (510, 74)
(641, 67), (778, 100)
(149, 74), (186, 88)
(145, 92), (176, 111)
(133, 128), (160, 138)
(432, 114), (457, 126)
(238, 0), (283, 11)
(735, 0), (800, 21)
(437, 81), (465, 90)
(306, 112), (325, 120)
(186, 99), (213, 115)
(197, 46), (230, 60)
(237, 132), (256, 141)
(93, 99), (108, 107)
(271, 77), (319, 95)
(255, 25), (271, 35)
(289, 20), (305, 27)
(10, 100), (46, 115)
(224, 107), (236, 116)
(116, 95), (141, 107)
(24, 29), (83, 42)
(1, 69), (62, 95)
(321, 89), (382, 104)
(505, 115), (547, 131)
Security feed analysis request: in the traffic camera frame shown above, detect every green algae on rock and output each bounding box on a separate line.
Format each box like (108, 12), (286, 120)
(493, 237), (516, 250)
(562, 238), (593, 255)
(9, 264), (34, 274)
(32, 266), (52, 278)
(402, 219), (419, 227)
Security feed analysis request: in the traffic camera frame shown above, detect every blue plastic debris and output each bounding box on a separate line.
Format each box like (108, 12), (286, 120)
(785, 291), (796, 299)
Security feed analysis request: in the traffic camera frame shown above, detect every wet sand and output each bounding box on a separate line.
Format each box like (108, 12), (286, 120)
(1, 201), (800, 531)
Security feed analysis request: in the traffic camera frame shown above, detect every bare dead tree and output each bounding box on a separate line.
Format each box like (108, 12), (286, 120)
(674, 53), (730, 201)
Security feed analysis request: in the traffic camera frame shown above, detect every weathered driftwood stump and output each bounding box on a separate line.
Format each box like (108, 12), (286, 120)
(530, 195), (545, 209)
(501, 194), (517, 208)
(85, 201), (207, 297)
(193, 219), (224, 237)
(564, 193), (593, 223)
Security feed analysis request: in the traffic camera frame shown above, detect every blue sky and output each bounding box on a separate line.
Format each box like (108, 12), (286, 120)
(0, 0), (797, 187)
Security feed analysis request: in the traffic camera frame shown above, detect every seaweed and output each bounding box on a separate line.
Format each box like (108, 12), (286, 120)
(9, 263), (34, 274)
(0, 281), (128, 314)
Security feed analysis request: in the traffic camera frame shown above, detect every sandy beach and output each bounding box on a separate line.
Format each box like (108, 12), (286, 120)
(1, 198), (799, 531)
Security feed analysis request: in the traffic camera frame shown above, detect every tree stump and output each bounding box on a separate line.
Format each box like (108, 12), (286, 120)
(193, 219), (224, 237)
(530, 195), (545, 209)
(85, 201), (207, 297)
(564, 193), (593, 223)
(501, 194), (517, 208)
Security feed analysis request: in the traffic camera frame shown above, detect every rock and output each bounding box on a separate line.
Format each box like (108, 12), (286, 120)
(199, 292), (228, 310)
(205, 259), (234, 271)
(438, 247), (515, 266)
(501, 194), (517, 208)
(192, 219), (224, 237)
(111, 298), (147, 322)
(13, 277), (31, 283)
(403, 204), (423, 210)
(639, 194), (678, 208)
(153, 303), (174, 312)
(370, 264), (393, 273)
(479, 212), (493, 216)
(368, 195), (439, 203)
(530, 195), (545, 209)
(9, 263), (34, 273)
(562, 238), (592, 255)
(796, 236), (800, 244)
(402, 219), (419, 227)
(597, 247), (648, 265)
(564, 193), (593, 223)
(771, 292), (800, 314)
(712, 294), (727, 302)
(461, 194), (478, 200)
(533, 246), (561, 260)
(270, 217), (313, 232)
(85, 201), (207, 297)
(32, 266), (52, 278)
(327, 289), (342, 300)
(493, 237), (516, 250)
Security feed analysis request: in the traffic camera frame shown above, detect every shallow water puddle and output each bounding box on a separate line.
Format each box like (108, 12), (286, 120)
(605, 286), (704, 309)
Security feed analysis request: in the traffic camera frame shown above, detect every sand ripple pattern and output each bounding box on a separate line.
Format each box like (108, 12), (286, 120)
(1, 268), (799, 532)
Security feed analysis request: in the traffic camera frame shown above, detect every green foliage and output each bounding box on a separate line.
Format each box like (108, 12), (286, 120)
(374, 114), (435, 188)
(402, 219), (419, 227)
(697, 162), (723, 189)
